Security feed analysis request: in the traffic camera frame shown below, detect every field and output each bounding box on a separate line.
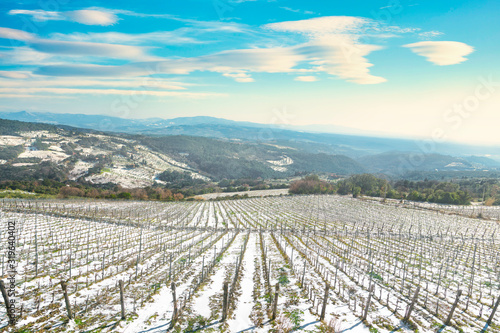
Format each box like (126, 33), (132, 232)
(196, 189), (289, 200)
(0, 195), (499, 332)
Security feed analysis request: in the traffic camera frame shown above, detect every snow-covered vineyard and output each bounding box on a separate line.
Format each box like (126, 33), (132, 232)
(0, 196), (499, 332)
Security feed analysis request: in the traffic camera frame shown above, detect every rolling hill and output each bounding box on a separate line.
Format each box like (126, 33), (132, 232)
(0, 119), (365, 186)
(3, 111), (500, 161)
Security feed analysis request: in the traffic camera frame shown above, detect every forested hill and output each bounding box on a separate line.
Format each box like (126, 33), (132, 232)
(0, 119), (365, 187)
(138, 135), (365, 179)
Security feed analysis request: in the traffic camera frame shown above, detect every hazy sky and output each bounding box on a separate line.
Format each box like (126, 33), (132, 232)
(0, 0), (499, 144)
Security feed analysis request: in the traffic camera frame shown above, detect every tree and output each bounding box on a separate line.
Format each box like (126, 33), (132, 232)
(59, 186), (84, 198)
(352, 186), (361, 198)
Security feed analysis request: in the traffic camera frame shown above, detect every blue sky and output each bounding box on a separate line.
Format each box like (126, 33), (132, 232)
(0, 0), (499, 144)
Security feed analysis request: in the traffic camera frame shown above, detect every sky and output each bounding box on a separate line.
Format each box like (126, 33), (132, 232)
(0, 0), (499, 145)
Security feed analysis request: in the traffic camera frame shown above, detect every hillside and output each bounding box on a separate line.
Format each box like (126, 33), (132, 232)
(0, 119), (364, 187)
(358, 151), (499, 175)
(4, 111), (500, 160)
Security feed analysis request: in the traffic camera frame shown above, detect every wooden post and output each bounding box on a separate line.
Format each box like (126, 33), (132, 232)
(362, 285), (374, 321)
(61, 281), (72, 319)
(486, 295), (500, 327)
(271, 283), (279, 321)
(119, 280), (125, 320)
(169, 254), (172, 280)
(445, 290), (462, 326)
(171, 282), (177, 327)
(404, 286), (420, 322)
(320, 284), (330, 321)
(301, 262), (307, 287)
(0, 280), (15, 326)
(222, 282), (229, 321)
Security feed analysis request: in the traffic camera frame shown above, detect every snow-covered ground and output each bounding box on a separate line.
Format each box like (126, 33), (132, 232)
(0, 135), (25, 146)
(3, 130), (209, 187)
(198, 188), (289, 200)
(18, 149), (69, 162)
(267, 156), (294, 172)
(69, 160), (94, 180)
(0, 195), (499, 332)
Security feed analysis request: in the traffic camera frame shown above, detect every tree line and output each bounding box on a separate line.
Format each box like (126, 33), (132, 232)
(290, 174), (475, 205)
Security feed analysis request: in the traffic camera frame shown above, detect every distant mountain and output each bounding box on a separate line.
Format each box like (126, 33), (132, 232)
(358, 151), (500, 175)
(0, 119), (365, 185)
(2, 110), (500, 165)
(0, 111), (264, 133)
(462, 155), (500, 168)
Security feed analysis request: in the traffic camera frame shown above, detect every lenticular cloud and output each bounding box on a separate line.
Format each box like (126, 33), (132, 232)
(404, 41), (474, 65)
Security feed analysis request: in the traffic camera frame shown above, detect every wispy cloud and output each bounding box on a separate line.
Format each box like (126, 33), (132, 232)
(9, 9), (119, 26)
(35, 47), (304, 81)
(27, 16), (392, 84)
(294, 76), (317, 82)
(50, 31), (203, 45)
(0, 87), (223, 98)
(0, 27), (36, 41)
(222, 72), (255, 82)
(1, 11), (474, 88)
(29, 40), (146, 59)
(0, 70), (30, 79)
(264, 16), (387, 84)
(280, 7), (316, 15)
(65, 10), (118, 25)
(417, 31), (444, 39)
(0, 47), (52, 65)
(0, 27), (151, 60)
(0, 77), (189, 90)
(264, 16), (369, 36)
(404, 41), (474, 65)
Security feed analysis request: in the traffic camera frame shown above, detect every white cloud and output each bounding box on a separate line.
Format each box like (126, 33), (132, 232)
(197, 47), (304, 73)
(280, 7), (316, 15)
(30, 40), (146, 59)
(50, 31), (203, 45)
(404, 41), (474, 65)
(0, 71), (29, 79)
(0, 77), (189, 90)
(0, 87), (223, 98)
(3, 14), (471, 86)
(265, 17), (386, 84)
(8, 9), (118, 26)
(0, 27), (150, 60)
(0, 47), (52, 65)
(223, 72), (254, 82)
(0, 27), (35, 41)
(34, 46), (305, 82)
(34, 22), (388, 84)
(65, 10), (118, 26)
(8, 10), (60, 22)
(264, 16), (369, 36)
(294, 76), (317, 82)
(34, 64), (146, 77)
(0, 94), (72, 99)
(417, 31), (443, 39)
(296, 40), (386, 84)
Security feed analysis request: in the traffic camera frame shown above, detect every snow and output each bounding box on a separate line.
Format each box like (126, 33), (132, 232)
(267, 156), (294, 172)
(69, 161), (94, 180)
(198, 189), (289, 200)
(228, 233), (256, 332)
(1, 195), (499, 333)
(267, 156), (294, 166)
(0, 135), (25, 146)
(48, 145), (64, 152)
(18, 149), (69, 162)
